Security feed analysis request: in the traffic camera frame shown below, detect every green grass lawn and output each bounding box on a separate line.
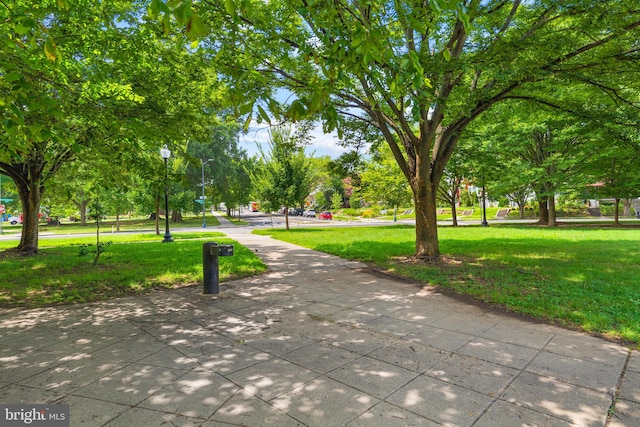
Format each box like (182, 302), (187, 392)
(254, 225), (640, 347)
(0, 231), (267, 307)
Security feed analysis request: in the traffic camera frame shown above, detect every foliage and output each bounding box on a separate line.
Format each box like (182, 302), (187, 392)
(251, 125), (320, 228)
(173, 0), (640, 259)
(358, 144), (412, 211)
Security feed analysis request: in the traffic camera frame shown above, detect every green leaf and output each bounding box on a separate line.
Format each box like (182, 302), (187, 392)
(442, 47), (451, 61)
(44, 37), (58, 61)
(186, 15), (208, 41)
(257, 105), (271, 124)
(224, 0), (237, 17)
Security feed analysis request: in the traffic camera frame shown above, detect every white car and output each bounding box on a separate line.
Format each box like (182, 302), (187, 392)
(7, 215), (21, 225)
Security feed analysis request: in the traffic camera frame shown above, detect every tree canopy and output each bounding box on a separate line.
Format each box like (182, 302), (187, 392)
(164, 0), (640, 259)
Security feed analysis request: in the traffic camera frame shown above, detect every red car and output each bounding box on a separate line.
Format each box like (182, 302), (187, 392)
(319, 211), (333, 220)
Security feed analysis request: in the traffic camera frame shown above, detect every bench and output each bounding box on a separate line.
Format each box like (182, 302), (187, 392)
(403, 209), (414, 215)
(495, 208), (510, 219)
(587, 208), (601, 217)
(460, 209), (474, 216)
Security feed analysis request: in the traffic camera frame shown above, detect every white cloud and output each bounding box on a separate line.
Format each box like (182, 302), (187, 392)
(239, 123), (349, 159)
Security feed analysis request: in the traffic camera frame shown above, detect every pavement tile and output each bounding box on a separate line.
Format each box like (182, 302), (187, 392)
(56, 394), (130, 426)
(324, 328), (388, 355)
(364, 316), (422, 337)
(202, 314), (271, 340)
(458, 337), (542, 370)
(327, 356), (419, 399)
(405, 324), (475, 352)
(500, 371), (610, 426)
(17, 357), (123, 394)
(193, 343), (272, 375)
(389, 306), (450, 326)
(270, 377), (380, 426)
(226, 358), (319, 401)
(159, 330), (238, 358)
(326, 309), (382, 327)
(346, 401), (441, 426)
(0, 383), (66, 403)
(73, 363), (187, 406)
(244, 332), (318, 356)
(206, 295), (264, 312)
(39, 332), (121, 355)
(135, 347), (200, 370)
(618, 369), (640, 404)
(474, 399), (573, 426)
(0, 329), (84, 353)
(139, 370), (240, 419)
(526, 351), (622, 393)
(367, 341), (448, 373)
(608, 398), (640, 427)
(103, 407), (207, 427)
(429, 313), (497, 336)
(96, 333), (168, 362)
(425, 353), (520, 396)
(626, 350), (640, 373)
(352, 299), (406, 316)
(290, 301), (348, 318)
(281, 341), (362, 374)
(208, 389), (304, 426)
(544, 332), (629, 365)
(480, 321), (555, 350)
(0, 350), (65, 383)
(385, 374), (494, 426)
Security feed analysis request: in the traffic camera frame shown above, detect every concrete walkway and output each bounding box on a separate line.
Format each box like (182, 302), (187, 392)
(1, 221), (639, 426)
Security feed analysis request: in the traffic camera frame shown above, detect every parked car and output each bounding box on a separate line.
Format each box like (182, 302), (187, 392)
(289, 208), (304, 216)
(7, 215), (22, 225)
(303, 209), (316, 218)
(319, 211), (333, 220)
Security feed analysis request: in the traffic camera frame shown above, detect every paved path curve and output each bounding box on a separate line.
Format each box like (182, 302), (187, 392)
(0, 219), (639, 426)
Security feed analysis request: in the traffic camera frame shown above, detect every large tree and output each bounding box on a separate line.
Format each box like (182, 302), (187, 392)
(169, 0), (640, 259)
(1, 1), (223, 253)
(251, 125), (320, 229)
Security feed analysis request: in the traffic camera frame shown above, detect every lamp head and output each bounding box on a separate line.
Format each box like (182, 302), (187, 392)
(160, 144), (171, 159)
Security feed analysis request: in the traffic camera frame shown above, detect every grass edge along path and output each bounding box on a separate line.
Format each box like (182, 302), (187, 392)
(0, 232), (267, 308)
(254, 225), (640, 348)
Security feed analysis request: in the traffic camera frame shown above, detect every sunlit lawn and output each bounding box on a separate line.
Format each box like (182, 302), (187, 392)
(255, 225), (640, 346)
(0, 231), (266, 307)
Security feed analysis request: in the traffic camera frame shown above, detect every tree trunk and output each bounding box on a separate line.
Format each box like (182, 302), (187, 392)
(413, 183), (440, 259)
(450, 200), (458, 227)
(76, 197), (89, 226)
(537, 196), (549, 225)
(155, 193), (160, 235)
(15, 179), (42, 254)
(285, 207), (290, 230)
(518, 202), (525, 219)
(172, 210), (182, 222)
(614, 197), (620, 226)
(115, 211), (121, 232)
(547, 191), (557, 227)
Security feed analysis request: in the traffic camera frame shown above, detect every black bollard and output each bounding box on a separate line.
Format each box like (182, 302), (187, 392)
(203, 242), (234, 294)
(203, 242), (220, 294)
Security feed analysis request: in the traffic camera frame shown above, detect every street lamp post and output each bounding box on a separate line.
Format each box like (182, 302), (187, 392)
(201, 158), (213, 228)
(481, 168), (489, 227)
(160, 144), (173, 243)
